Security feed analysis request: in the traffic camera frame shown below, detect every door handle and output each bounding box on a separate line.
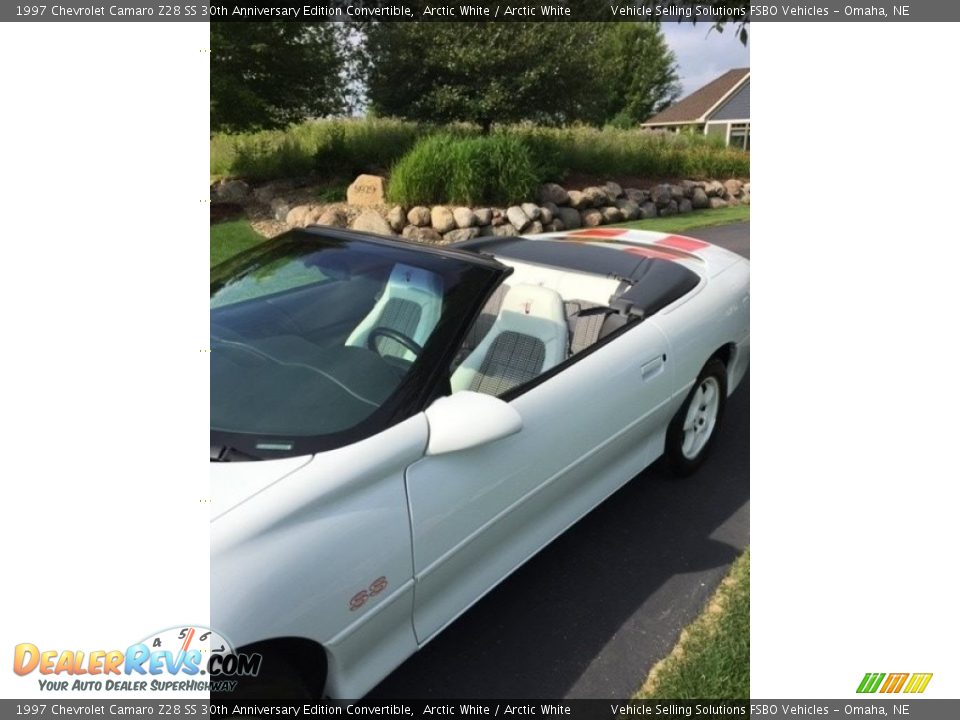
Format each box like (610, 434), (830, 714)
(641, 354), (666, 380)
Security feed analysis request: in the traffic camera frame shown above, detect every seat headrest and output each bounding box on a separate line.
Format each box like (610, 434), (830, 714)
(498, 284), (565, 321)
(385, 263), (444, 296)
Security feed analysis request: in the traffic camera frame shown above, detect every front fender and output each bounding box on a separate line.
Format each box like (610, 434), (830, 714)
(210, 414), (428, 694)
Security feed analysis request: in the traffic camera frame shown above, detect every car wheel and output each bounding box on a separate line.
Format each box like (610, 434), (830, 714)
(665, 357), (727, 477)
(219, 653), (315, 701)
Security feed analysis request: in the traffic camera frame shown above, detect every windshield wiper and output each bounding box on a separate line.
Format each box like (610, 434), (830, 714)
(210, 444), (261, 462)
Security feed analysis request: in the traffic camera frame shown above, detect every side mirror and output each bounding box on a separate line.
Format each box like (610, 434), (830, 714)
(424, 391), (523, 456)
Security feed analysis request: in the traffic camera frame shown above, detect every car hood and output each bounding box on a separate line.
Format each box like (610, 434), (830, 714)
(210, 455), (313, 520)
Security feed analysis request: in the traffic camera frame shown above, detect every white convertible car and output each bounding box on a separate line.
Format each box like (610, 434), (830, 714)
(210, 226), (749, 698)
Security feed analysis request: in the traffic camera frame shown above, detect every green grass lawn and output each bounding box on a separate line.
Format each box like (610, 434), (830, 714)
(610, 204), (749, 234)
(635, 550), (750, 699)
(210, 219), (266, 267)
(210, 204), (749, 267)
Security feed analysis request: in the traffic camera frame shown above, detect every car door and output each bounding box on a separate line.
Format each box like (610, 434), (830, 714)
(405, 318), (675, 643)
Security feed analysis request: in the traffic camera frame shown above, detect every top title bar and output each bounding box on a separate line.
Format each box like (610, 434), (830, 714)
(5, 0), (957, 22)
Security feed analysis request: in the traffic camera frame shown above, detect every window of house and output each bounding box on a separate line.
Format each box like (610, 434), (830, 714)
(729, 122), (750, 151)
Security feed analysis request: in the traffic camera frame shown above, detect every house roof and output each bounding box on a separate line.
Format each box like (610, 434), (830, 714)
(643, 68), (750, 126)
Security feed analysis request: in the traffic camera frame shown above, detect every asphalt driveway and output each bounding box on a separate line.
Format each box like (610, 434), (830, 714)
(369, 221), (750, 699)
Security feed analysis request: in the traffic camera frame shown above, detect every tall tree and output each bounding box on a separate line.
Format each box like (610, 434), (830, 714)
(594, 24), (681, 126)
(361, 22), (682, 131)
(211, 23), (346, 133)
(361, 23), (606, 133)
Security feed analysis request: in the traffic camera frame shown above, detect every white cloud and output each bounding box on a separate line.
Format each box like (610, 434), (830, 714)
(661, 22), (750, 96)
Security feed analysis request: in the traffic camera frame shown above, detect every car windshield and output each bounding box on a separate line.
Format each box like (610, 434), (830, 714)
(211, 230), (504, 459)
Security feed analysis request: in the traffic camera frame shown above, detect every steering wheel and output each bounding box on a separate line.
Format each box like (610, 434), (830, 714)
(367, 327), (424, 358)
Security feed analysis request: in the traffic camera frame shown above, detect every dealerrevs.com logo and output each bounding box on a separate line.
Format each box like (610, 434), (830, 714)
(13, 626), (260, 693)
(857, 673), (933, 694)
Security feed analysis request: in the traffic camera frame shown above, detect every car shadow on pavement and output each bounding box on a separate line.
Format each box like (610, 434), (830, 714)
(368, 374), (750, 700)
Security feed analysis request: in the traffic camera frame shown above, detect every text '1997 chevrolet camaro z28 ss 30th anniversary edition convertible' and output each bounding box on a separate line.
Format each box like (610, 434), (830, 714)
(210, 226), (749, 698)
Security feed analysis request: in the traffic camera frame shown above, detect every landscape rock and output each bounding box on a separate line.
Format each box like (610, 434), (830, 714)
(525, 221), (544, 235)
(474, 208), (493, 226)
(691, 188), (710, 210)
(478, 224), (496, 237)
(285, 204), (322, 227)
(537, 183), (569, 206)
(601, 206), (623, 224)
(546, 219), (565, 233)
(724, 179), (743, 197)
(706, 180), (726, 197)
(316, 207), (347, 228)
(347, 174), (387, 207)
(214, 179), (250, 203)
(681, 180), (699, 198)
(670, 185), (685, 202)
(581, 208), (604, 227)
(350, 209), (394, 236)
(506, 205), (531, 232)
(708, 197), (729, 209)
(638, 202), (658, 220)
(624, 188), (649, 204)
(583, 186), (609, 208)
(659, 200), (679, 217)
(567, 190), (590, 210)
(556, 206), (582, 229)
(603, 181), (624, 200)
(651, 184), (673, 206)
(407, 206), (431, 227)
(453, 206), (477, 228)
(539, 205), (554, 225)
(402, 225), (442, 243)
(678, 198), (693, 214)
(493, 224), (521, 237)
(443, 227), (480, 243)
(270, 198), (291, 222)
(387, 205), (406, 232)
(615, 199), (641, 221)
(521, 203), (541, 221)
(431, 206), (456, 234)
(254, 182), (290, 204)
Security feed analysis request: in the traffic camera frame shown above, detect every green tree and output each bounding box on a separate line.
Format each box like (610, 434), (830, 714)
(361, 22), (682, 131)
(211, 23), (347, 133)
(362, 23), (609, 133)
(594, 24), (681, 126)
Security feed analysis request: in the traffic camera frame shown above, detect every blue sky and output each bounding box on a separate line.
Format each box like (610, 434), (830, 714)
(660, 22), (750, 97)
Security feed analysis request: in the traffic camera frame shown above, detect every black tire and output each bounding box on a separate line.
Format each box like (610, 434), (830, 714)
(665, 357), (727, 477)
(216, 649), (322, 701)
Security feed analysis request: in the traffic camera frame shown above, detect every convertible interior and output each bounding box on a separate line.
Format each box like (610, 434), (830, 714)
(211, 236), (702, 441)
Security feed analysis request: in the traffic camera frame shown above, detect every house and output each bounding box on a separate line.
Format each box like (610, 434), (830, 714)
(642, 68), (750, 150)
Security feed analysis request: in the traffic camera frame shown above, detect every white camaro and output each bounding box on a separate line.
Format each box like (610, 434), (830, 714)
(210, 225), (750, 698)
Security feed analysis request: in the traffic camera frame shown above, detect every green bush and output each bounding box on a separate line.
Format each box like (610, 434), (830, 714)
(211, 118), (428, 182)
(210, 118), (749, 195)
(388, 134), (539, 206)
(503, 124), (749, 180)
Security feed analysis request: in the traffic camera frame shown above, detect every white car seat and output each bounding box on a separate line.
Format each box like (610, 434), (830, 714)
(346, 263), (444, 361)
(451, 283), (568, 396)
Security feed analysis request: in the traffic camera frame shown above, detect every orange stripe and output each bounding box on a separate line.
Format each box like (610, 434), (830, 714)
(567, 228), (627, 238)
(657, 235), (710, 251)
(180, 628), (195, 653)
(892, 674), (909, 693)
(879, 675), (896, 693)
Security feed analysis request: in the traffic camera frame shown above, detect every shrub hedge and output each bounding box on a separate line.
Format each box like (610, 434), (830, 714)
(211, 118), (750, 202)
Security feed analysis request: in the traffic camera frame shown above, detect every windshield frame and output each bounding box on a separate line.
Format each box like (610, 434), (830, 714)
(210, 228), (510, 460)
